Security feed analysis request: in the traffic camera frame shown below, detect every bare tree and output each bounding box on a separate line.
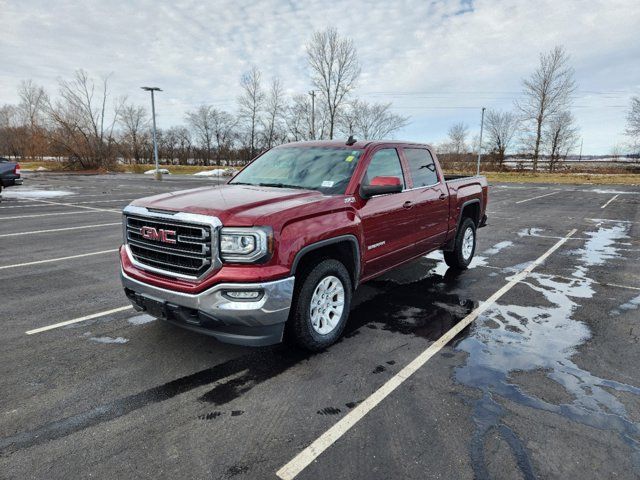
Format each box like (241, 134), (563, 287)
(47, 70), (122, 169)
(339, 99), (408, 139)
(447, 122), (469, 155)
(18, 80), (48, 129)
(262, 77), (286, 149)
(516, 46), (576, 172)
(16, 80), (49, 159)
(625, 96), (640, 154)
(237, 66), (265, 159)
(545, 111), (579, 172)
(286, 94), (313, 141)
(0, 104), (21, 158)
(119, 102), (148, 164)
(186, 105), (214, 164)
(484, 110), (519, 166)
(186, 106), (236, 165)
(210, 110), (236, 163)
(306, 27), (360, 139)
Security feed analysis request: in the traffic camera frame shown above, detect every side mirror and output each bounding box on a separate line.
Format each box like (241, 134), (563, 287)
(360, 176), (403, 199)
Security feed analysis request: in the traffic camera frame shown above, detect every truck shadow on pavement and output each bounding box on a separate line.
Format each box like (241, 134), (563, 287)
(0, 259), (475, 456)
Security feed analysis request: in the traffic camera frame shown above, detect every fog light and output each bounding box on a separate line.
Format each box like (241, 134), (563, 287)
(223, 290), (263, 301)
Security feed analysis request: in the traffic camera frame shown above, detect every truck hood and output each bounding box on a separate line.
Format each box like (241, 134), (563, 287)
(130, 184), (332, 225)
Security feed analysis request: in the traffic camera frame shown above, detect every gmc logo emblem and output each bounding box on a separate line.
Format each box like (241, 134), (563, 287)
(140, 226), (177, 244)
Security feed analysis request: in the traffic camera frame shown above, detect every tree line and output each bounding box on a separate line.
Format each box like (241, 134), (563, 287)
(0, 27), (407, 169)
(439, 46), (639, 172)
(438, 47), (580, 172)
(1, 37), (638, 173)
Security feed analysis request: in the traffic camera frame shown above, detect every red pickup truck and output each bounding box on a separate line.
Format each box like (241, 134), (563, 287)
(120, 140), (488, 350)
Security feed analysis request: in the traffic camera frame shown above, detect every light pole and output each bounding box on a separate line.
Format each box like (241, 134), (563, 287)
(141, 86), (162, 180)
(308, 90), (315, 139)
(477, 107), (486, 176)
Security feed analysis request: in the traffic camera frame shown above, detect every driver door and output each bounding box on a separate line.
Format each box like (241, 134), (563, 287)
(358, 148), (417, 280)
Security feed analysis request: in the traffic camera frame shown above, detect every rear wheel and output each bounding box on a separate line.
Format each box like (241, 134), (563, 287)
(289, 259), (352, 351)
(444, 217), (476, 269)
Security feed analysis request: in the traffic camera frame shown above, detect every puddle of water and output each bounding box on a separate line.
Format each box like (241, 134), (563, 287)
(610, 294), (640, 316)
(127, 314), (156, 325)
(572, 223), (629, 267)
(1, 189), (75, 199)
(517, 227), (545, 238)
(89, 336), (129, 344)
(482, 241), (513, 256)
(454, 221), (640, 477)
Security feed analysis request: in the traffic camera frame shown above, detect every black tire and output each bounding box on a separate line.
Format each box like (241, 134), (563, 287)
(289, 258), (352, 351)
(444, 217), (476, 269)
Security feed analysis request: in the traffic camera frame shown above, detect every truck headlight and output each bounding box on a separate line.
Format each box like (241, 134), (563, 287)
(219, 227), (272, 263)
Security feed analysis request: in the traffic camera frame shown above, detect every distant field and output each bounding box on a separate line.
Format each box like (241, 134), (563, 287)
(483, 171), (640, 185)
(18, 161), (640, 185)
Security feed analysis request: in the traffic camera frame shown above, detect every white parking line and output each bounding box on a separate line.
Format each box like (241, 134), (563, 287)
(25, 306), (134, 335)
(0, 223), (121, 237)
(28, 199), (120, 213)
(0, 249), (118, 270)
(0, 210), (118, 220)
(0, 198), (135, 209)
(515, 191), (559, 204)
(600, 194), (619, 209)
(276, 228), (577, 480)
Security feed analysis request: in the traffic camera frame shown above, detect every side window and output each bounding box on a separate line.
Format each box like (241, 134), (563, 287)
(364, 148), (405, 188)
(404, 148), (439, 187)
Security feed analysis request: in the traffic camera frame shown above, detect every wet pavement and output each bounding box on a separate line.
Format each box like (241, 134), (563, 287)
(0, 174), (639, 479)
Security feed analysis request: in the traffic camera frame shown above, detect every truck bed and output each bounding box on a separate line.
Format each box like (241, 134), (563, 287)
(444, 174), (481, 182)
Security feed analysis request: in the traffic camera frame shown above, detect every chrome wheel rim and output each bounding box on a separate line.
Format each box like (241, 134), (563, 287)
(310, 275), (345, 335)
(462, 227), (474, 261)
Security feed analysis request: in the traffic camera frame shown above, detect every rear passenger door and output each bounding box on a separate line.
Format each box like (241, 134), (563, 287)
(358, 148), (418, 279)
(401, 147), (450, 251)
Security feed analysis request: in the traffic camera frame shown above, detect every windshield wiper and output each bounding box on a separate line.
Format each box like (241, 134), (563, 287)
(257, 182), (307, 190)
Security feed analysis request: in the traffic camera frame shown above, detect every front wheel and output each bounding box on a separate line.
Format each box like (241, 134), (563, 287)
(289, 259), (352, 351)
(444, 217), (476, 269)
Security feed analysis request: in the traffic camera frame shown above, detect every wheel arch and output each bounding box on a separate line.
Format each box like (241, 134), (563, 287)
(290, 235), (360, 289)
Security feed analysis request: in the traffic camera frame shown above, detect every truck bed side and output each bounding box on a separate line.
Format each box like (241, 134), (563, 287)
(444, 175), (488, 243)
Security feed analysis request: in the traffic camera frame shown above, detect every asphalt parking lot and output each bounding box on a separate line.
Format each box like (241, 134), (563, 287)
(1, 172), (639, 479)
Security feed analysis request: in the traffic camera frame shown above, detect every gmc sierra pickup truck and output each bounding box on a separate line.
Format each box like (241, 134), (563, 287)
(120, 140), (488, 350)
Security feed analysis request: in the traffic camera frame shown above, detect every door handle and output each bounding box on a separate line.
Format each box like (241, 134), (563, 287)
(403, 201), (413, 209)
(439, 193), (447, 200)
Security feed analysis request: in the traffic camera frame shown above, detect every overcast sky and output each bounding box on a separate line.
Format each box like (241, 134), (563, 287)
(1, 0), (639, 154)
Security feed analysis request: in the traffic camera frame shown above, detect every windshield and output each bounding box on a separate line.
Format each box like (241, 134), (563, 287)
(230, 147), (362, 195)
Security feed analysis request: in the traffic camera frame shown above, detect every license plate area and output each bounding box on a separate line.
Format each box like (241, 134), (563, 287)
(138, 295), (167, 319)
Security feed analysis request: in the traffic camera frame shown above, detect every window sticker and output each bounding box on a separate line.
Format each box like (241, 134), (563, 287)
(345, 155), (355, 162)
(321, 180), (335, 187)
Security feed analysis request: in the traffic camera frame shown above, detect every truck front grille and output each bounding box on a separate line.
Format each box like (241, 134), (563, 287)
(125, 214), (214, 278)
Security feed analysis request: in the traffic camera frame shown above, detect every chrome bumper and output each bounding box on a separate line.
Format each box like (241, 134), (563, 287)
(120, 270), (295, 346)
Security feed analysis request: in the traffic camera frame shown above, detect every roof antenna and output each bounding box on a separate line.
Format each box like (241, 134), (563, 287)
(346, 135), (356, 146)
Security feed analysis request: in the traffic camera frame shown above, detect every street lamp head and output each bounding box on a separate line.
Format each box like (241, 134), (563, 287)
(141, 86), (162, 92)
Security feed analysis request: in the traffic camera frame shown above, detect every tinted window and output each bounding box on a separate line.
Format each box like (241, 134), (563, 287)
(364, 149), (405, 188)
(404, 148), (439, 187)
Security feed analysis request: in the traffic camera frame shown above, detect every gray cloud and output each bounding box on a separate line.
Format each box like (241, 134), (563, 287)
(1, 0), (639, 153)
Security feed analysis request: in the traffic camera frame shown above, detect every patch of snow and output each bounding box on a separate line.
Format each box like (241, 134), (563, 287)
(193, 168), (236, 177)
(89, 336), (129, 344)
(144, 168), (170, 175)
(127, 314), (156, 325)
(1, 188), (75, 199)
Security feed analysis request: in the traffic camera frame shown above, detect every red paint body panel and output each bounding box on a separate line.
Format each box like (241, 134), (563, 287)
(121, 140), (488, 293)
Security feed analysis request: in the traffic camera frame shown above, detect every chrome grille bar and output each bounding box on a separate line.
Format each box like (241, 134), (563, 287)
(122, 205), (222, 280)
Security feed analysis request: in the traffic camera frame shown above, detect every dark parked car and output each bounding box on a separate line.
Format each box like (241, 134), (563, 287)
(0, 157), (22, 193)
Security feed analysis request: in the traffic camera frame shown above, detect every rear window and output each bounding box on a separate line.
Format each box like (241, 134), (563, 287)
(404, 148), (439, 187)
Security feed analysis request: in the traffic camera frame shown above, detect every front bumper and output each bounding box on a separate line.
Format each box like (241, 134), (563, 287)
(121, 270), (295, 346)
